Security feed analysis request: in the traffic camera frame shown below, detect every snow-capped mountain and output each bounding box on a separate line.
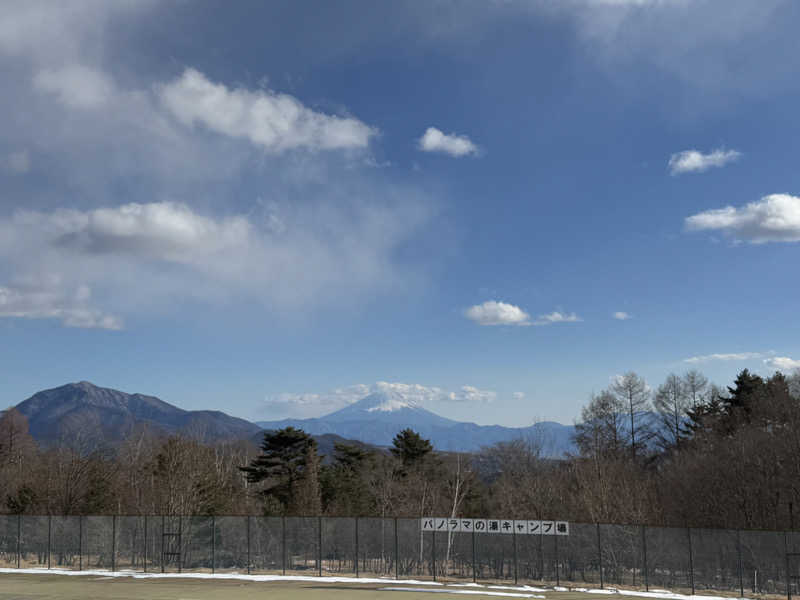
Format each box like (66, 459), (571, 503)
(257, 389), (576, 456)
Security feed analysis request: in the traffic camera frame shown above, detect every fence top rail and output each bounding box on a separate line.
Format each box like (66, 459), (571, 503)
(0, 513), (796, 535)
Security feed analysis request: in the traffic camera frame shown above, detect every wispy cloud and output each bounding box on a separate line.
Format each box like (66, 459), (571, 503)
(160, 68), (376, 153)
(613, 311), (632, 320)
(764, 356), (800, 371)
(0, 285), (122, 330)
(684, 352), (765, 364)
(418, 127), (479, 157)
(686, 194), (800, 243)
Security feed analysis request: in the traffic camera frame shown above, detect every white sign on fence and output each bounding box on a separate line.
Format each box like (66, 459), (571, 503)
(422, 517), (569, 535)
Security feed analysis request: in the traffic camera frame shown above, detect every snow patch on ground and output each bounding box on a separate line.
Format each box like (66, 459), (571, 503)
(0, 568), (749, 600)
(381, 588), (544, 598)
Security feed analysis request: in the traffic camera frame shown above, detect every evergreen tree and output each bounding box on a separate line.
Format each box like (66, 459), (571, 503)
(390, 428), (433, 468)
(240, 427), (318, 515)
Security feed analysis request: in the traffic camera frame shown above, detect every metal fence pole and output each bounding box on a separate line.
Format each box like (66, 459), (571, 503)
(211, 515), (215, 574)
(281, 516), (286, 576)
(785, 530), (791, 600)
(178, 516), (182, 574)
(160, 515), (165, 574)
(555, 529), (560, 586)
(16, 514), (21, 569)
(79, 516), (83, 571)
(355, 517), (359, 578)
(737, 529), (744, 598)
(112, 514), (117, 572)
(597, 523), (604, 589)
(144, 515), (147, 573)
(47, 514), (51, 569)
(246, 515), (251, 575)
(472, 527), (477, 583)
(687, 527), (695, 595)
(432, 529), (437, 581)
(642, 525), (649, 592)
(514, 529), (518, 585)
(394, 517), (399, 580)
(318, 516), (322, 577)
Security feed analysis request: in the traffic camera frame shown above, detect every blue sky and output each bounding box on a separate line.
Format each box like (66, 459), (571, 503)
(2, 0), (800, 427)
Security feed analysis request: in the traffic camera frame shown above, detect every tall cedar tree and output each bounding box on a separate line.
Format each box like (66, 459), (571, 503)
(240, 427), (318, 515)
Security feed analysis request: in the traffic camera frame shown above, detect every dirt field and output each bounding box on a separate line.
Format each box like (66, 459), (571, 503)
(0, 572), (679, 600)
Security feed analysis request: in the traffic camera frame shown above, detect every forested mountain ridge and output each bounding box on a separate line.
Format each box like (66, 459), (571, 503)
(15, 381), (262, 445)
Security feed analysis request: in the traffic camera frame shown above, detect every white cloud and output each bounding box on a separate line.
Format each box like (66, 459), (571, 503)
(465, 301), (530, 326)
(533, 311), (582, 325)
(464, 302), (582, 327)
(0, 197), (432, 325)
(684, 352), (765, 364)
(33, 64), (114, 109)
(159, 68), (376, 153)
(3, 150), (30, 174)
(263, 381), (496, 418)
(452, 385), (497, 403)
(686, 194), (800, 243)
(512, 391), (526, 400)
(668, 148), (741, 175)
(613, 311), (631, 320)
(764, 356), (800, 372)
(418, 127), (479, 157)
(0, 285), (122, 330)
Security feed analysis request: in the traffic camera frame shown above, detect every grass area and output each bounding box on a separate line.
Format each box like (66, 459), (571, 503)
(0, 572), (694, 600)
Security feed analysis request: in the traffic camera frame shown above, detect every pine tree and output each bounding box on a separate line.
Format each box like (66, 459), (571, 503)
(390, 428), (433, 469)
(240, 427), (318, 515)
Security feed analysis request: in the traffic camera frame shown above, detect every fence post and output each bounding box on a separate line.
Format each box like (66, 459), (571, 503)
(640, 525), (649, 591)
(112, 514), (117, 572)
(355, 517), (359, 578)
(160, 515), (165, 574)
(597, 523), (603, 589)
(318, 516), (322, 577)
(47, 514), (51, 569)
(785, 530), (791, 600)
(79, 515), (83, 571)
(687, 527), (695, 595)
(432, 528), (437, 581)
(281, 516), (286, 576)
(178, 516), (182, 574)
(143, 515), (147, 573)
(394, 517), (399, 580)
(472, 527), (477, 583)
(246, 515), (251, 575)
(555, 528), (560, 587)
(16, 513), (20, 569)
(514, 528), (518, 585)
(737, 530), (743, 598)
(211, 515), (215, 574)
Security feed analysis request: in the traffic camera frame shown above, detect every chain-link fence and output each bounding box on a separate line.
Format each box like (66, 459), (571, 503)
(1, 515), (798, 597)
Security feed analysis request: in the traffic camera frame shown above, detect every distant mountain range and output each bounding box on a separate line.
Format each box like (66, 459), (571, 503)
(12, 382), (576, 457)
(257, 389), (577, 456)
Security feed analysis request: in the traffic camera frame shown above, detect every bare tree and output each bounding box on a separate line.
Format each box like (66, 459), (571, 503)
(683, 370), (709, 409)
(611, 372), (652, 461)
(654, 373), (690, 451)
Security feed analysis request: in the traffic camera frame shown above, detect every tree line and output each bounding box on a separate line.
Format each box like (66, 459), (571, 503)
(2, 368), (799, 531)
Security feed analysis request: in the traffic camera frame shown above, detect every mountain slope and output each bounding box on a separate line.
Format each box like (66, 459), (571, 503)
(16, 381), (262, 446)
(257, 389), (576, 456)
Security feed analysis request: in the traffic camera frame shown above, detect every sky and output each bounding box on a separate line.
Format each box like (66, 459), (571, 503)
(2, 0), (800, 427)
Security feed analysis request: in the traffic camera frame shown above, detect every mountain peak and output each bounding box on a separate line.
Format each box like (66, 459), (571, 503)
(356, 390), (422, 413)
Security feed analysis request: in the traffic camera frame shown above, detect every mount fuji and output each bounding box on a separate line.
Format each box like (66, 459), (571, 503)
(257, 389), (576, 456)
